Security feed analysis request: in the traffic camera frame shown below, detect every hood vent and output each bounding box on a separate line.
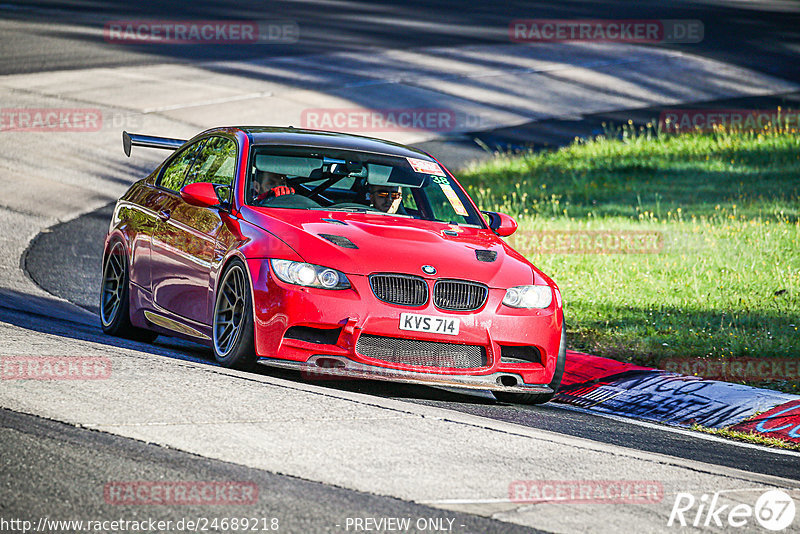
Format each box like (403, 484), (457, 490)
(319, 234), (358, 249)
(321, 218), (347, 225)
(475, 249), (497, 262)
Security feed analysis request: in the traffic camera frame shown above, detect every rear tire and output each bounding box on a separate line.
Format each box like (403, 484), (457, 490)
(100, 241), (158, 342)
(212, 259), (257, 370)
(495, 315), (566, 405)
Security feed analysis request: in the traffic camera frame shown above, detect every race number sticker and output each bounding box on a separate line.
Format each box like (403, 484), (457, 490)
(407, 157), (445, 176)
(438, 183), (469, 216)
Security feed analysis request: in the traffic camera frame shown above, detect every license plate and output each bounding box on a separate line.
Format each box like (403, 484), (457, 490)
(399, 313), (460, 336)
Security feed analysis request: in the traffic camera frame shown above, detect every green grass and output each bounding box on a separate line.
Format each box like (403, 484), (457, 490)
(457, 121), (800, 393)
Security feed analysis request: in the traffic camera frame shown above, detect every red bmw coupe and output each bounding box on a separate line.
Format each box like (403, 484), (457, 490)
(102, 127), (565, 403)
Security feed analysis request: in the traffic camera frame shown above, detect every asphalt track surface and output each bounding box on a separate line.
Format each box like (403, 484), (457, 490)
(3, 0), (800, 154)
(4, 1), (800, 532)
(1, 408), (542, 534)
(2, 0), (800, 81)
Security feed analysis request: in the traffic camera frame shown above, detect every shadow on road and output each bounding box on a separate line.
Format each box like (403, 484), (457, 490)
(0, 285), (493, 405)
(4, 1), (800, 83)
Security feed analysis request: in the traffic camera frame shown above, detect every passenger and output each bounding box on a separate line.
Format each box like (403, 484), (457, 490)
(253, 170), (294, 202)
(369, 184), (402, 214)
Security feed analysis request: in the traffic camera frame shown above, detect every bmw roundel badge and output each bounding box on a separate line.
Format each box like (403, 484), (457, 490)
(421, 265), (436, 275)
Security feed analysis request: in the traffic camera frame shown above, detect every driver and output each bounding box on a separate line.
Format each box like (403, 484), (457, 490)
(368, 185), (402, 214)
(253, 170), (294, 202)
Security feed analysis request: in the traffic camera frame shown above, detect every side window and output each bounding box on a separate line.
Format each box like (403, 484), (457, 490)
(403, 189), (418, 211)
(159, 140), (205, 192)
(184, 136), (237, 189)
(425, 177), (471, 224)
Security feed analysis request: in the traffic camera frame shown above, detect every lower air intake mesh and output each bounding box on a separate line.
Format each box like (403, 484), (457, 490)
(356, 334), (487, 369)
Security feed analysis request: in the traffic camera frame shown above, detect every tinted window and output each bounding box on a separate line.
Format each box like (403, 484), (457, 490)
(159, 140), (205, 192)
(246, 146), (483, 226)
(423, 175), (474, 224)
(184, 136), (237, 188)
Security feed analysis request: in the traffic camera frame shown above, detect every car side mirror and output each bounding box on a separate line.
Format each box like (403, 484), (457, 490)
(180, 182), (224, 208)
(482, 211), (518, 237)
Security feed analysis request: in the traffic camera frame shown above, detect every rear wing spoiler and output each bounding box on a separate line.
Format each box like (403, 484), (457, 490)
(123, 131), (186, 157)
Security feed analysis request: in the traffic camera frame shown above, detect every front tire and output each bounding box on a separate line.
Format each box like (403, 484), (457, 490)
(100, 241), (157, 342)
(495, 315), (566, 405)
(212, 259), (257, 369)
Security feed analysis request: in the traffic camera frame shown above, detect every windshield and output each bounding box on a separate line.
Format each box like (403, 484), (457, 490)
(245, 146), (484, 226)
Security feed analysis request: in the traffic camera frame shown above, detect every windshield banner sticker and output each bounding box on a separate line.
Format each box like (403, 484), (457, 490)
(407, 157), (445, 176)
(438, 183), (469, 216)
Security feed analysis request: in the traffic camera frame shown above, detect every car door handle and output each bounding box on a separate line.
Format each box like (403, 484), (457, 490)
(158, 210), (171, 222)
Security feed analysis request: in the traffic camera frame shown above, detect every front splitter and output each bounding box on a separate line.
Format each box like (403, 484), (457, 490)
(257, 354), (553, 394)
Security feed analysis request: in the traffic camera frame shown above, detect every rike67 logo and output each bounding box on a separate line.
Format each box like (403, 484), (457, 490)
(668, 489), (796, 531)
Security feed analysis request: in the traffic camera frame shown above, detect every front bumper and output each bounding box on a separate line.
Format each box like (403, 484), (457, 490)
(247, 259), (563, 389)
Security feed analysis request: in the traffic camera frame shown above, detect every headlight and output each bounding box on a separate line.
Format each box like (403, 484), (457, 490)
(270, 259), (350, 290)
(503, 285), (552, 308)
